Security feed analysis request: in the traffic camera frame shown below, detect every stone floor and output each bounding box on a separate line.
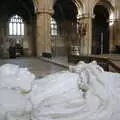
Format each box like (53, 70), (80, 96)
(40, 54), (120, 72)
(0, 54), (119, 78)
(0, 57), (68, 77)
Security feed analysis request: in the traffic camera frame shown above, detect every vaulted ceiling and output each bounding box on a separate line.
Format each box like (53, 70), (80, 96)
(0, 0), (34, 21)
(0, 0), (78, 22)
(53, 0), (78, 22)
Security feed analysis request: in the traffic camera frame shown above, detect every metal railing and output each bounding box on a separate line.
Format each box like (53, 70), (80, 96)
(68, 55), (120, 73)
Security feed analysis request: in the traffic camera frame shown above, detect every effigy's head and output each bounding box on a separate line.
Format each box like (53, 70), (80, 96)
(69, 61), (104, 97)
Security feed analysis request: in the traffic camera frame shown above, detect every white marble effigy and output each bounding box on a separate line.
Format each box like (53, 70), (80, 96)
(0, 62), (120, 120)
(30, 61), (120, 120)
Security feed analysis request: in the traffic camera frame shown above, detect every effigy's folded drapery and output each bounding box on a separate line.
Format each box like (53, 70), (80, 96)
(0, 61), (120, 120)
(30, 61), (120, 120)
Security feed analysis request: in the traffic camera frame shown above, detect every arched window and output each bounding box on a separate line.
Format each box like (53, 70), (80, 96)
(50, 18), (57, 36)
(9, 15), (24, 36)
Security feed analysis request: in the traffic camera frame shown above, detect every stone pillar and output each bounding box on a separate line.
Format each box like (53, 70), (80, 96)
(36, 0), (54, 56)
(88, 15), (92, 55)
(109, 22), (115, 52)
(115, 0), (120, 48)
(78, 13), (92, 55)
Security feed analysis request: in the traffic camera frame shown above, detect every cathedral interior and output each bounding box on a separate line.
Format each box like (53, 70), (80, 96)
(0, 0), (119, 73)
(0, 1), (120, 120)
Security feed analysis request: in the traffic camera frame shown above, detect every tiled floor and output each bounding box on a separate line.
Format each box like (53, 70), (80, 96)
(0, 57), (68, 77)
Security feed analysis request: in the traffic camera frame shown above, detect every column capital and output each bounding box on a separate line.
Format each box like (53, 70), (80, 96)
(35, 8), (54, 15)
(77, 12), (95, 20)
(34, 0), (54, 15)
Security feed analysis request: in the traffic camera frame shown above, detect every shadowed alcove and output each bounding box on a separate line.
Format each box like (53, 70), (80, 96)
(92, 4), (109, 54)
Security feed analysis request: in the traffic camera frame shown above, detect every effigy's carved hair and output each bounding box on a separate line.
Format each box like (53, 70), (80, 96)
(69, 61), (104, 98)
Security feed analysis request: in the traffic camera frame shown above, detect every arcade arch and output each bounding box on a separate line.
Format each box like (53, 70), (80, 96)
(92, 0), (114, 54)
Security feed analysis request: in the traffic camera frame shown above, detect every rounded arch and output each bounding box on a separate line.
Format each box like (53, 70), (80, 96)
(74, 0), (84, 17)
(53, 0), (78, 22)
(32, 0), (39, 13)
(92, 0), (114, 15)
(92, 0), (113, 54)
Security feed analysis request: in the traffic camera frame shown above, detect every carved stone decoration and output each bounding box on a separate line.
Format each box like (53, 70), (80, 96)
(33, 0), (54, 15)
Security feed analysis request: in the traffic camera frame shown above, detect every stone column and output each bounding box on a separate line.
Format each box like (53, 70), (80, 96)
(109, 22), (115, 52)
(36, 0), (54, 56)
(78, 13), (92, 55)
(87, 15), (92, 55)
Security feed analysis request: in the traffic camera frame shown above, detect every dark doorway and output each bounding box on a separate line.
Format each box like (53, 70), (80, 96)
(92, 5), (109, 54)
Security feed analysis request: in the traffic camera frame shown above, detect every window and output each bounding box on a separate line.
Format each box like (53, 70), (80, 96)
(50, 18), (57, 36)
(9, 15), (24, 36)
